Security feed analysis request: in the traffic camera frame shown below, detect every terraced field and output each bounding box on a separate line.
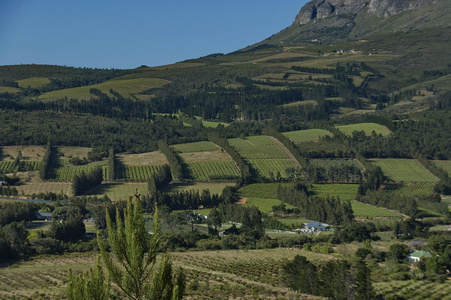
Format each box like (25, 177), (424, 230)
(282, 129), (334, 143)
(370, 159), (439, 182)
(336, 123), (392, 136)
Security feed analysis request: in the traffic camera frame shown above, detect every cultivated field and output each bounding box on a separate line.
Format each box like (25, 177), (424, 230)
(15, 182), (72, 197)
(55, 161), (107, 181)
(117, 151), (168, 166)
(57, 146), (92, 160)
(282, 128), (334, 143)
(248, 159), (299, 179)
(228, 136), (290, 159)
(119, 165), (164, 181)
(239, 183), (294, 199)
(171, 141), (219, 153)
(88, 183), (148, 201)
(336, 123), (392, 136)
(178, 150), (231, 163)
(370, 159), (439, 182)
(185, 161), (240, 181)
(243, 197), (296, 213)
(374, 279), (451, 300)
(38, 78), (171, 101)
(383, 183), (436, 197)
(0, 249), (332, 300)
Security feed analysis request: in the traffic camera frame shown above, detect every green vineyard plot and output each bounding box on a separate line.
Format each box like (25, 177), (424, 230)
(228, 136), (290, 159)
(55, 161), (107, 181)
(432, 160), (451, 175)
(248, 159), (299, 179)
(120, 165), (164, 181)
(383, 183), (436, 197)
(186, 161), (240, 181)
(282, 129), (333, 143)
(370, 159), (439, 182)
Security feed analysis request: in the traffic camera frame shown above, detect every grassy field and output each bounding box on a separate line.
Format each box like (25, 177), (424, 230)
(39, 78), (171, 101)
(336, 123), (392, 136)
(186, 161), (240, 181)
(15, 182), (72, 197)
(202, 120), (229, 128)
(432, 160), (451, 175)
(16, 77), (50, 88)
(239, 183), (294, 199)
(179, 150), (232, 163)
(351, 201), (403, 218)
(243, 197), (296, 213)
(57, 146), (92, 160)
(0, 86), (20, 93)
(88, 183), (148, 201)
(248, 159), (300, 179)
(1, 145), (45, 161)
(282, 128), (334, 143)
(370, 159), (439, 182)
(228, 136), (290, 159)
(171, 141), (219, 153)
(117, 151), (168, 166)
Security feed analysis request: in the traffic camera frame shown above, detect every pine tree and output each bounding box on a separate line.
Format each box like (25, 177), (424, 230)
(67, 192), (185, 300)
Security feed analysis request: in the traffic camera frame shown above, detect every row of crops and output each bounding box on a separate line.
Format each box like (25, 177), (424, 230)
(55, 162), (107, 181)
(248, 159), (299, 179)
(186, 161), (240, 181)
(383, 184), (436, 197)
(120, 165), (163, 181)
(0, 161), (40, 173)
(228, 136), (289, 159)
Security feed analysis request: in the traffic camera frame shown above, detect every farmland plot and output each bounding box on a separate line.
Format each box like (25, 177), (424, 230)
(249, 159), (299, 179)
(119, 165), (164, 181)
(186, 161), (240, 181)
(172, 141), (219, 153)
(383, 183), (436, 197)
(228, 136), (289, 159)
(370, 159), (439, 182)
(282, 129), (333, 143)
(15, 182), (72, 196)
(55, 161), (107, 181)
(336, 123), (392, 136)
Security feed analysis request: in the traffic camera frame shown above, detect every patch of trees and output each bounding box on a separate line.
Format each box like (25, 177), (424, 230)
(277, 184), (354, 225)
(306, 159), (363, 183)
(39, 141), (53, 180)
(147, 165), (172, 195)
(158, 140), (184, 181)
(72, 166), (103, 196)
(283, 255), (375, 299)
(107, 148), (117, 181)
(141, 189), (222, 212)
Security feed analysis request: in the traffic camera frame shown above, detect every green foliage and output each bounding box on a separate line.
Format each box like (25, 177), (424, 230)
(159, 140), (184, 181)
(97, 194), (185, 300)
(67, 257), (110, 300)
(39, 141), (53, 180)
(72, 166), (103, 196)
(282, 128), (333, 143)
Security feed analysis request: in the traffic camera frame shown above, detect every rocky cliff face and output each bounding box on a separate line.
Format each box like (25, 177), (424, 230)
(293, 0), (434, 25)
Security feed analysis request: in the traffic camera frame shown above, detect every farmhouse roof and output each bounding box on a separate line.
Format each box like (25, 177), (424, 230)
(408, 250), (432, 258)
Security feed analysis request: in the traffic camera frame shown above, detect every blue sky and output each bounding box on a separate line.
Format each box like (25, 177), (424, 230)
(0, 0), (307, 69)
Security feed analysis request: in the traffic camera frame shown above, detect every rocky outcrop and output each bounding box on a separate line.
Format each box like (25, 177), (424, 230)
(293, 0), (434, 25)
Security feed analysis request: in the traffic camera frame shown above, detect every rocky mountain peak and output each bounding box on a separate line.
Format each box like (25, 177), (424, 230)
(293, 0), (434, 25)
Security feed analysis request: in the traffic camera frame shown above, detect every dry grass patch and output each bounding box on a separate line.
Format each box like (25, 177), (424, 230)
(118, 151), (168, 166)
(1, 145), (45, 161)
(179, 150), (231, 163)
(57, 146), (92, 160)
(16, 182), (72, 196)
